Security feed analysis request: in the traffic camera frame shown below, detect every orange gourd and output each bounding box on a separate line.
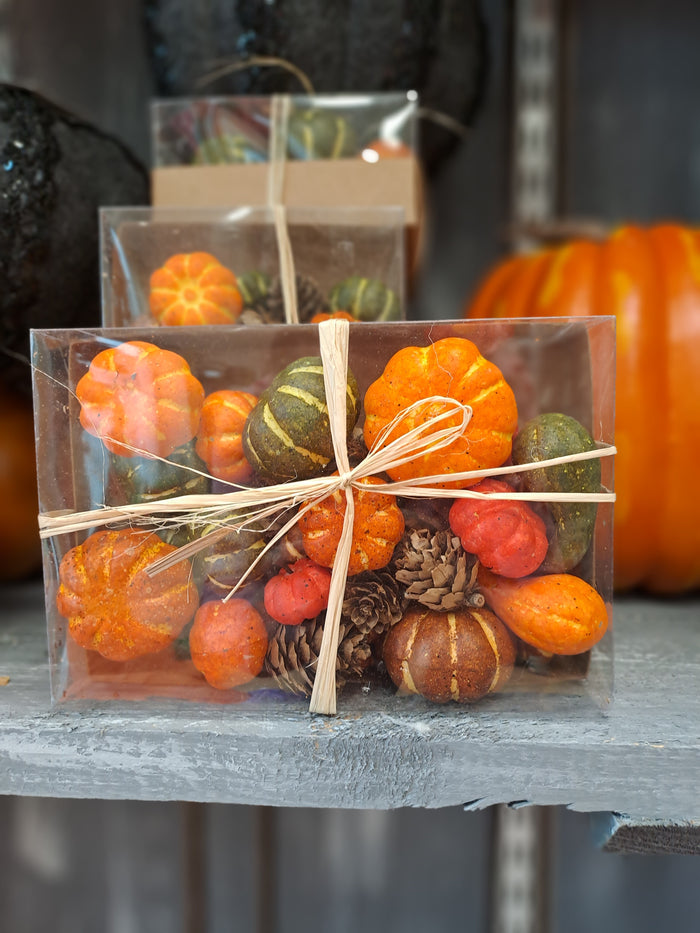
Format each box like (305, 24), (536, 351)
(76, 340), (205, 458)
(478, 566), (609, 655)
(195, 390), (257, 484)
(464, 224), (700, 593)
(149, 252), (243, 325)
(363, 337), (518, 488)
(57, 529), (199, 661)
(189, 598), (268, 690)
(310, 311), (355, 324)
(299, 475), (405, 576)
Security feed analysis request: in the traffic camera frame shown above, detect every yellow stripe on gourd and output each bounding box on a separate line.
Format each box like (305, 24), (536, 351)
(471, 610), (500, 694)
(276, 384), (328, 415)
(352, 278), (368, 317)
(331, 117), (346, 159)
(447, 612), (460, 701)
(262, 404), (329, 466)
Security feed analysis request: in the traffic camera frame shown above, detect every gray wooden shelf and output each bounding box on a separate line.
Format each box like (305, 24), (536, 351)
(1, 581), (698, 822)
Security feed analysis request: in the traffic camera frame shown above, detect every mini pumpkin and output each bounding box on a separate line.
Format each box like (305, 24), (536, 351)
(478, 567), (609, 655)
(299, 475), (405, 576)
(195, 390), (258, 484)
(383, 605), (516, 703)
(195, 513), (269, 596)
(237, 270), (271, 307)
(149, 252), (243, 325)
(263, 558), (332, 626)
(108, 439), (210, 506)
(310, 310), (355, 324)
(242, 356), (360, 482)
(449, 479), (548, 578)
(190, 598), (268, 690)
(360, 139), (413, 161)
(363, 337), (518, 488)
(76, 340), (205, 458)
(56, 528), (199, 661)
(329, 276), (400, 322)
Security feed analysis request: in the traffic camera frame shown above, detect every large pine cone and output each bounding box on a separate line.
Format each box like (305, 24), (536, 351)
(393, 528), (484, 612)
(265, 613), (374, 697)
(265, 273), (327, 323)
(342, 570), (404, 636)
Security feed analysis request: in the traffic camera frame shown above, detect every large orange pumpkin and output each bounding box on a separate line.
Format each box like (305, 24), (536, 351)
(464, 224), (700, 594)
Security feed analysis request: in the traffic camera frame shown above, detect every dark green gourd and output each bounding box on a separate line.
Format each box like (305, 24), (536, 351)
(109, 439), (210, 505)
(512, 413), (600, 573)
(242, 356), (360, 482)
(195, 514), (269, 595)
(329, 276), (400, 322)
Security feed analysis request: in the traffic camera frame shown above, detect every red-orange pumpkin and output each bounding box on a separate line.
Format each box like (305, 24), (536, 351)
(149, 252), (243, 325)
(76, 340), (204, 458)
(263, 558), (331, 626)
(189, 598), (268, 690)
(464, 224), (700, 593)
(195, 390), (257, 484)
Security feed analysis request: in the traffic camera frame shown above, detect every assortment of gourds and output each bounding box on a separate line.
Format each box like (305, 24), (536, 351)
(55, 333), (609, 705)
(464, 223), (700, 595)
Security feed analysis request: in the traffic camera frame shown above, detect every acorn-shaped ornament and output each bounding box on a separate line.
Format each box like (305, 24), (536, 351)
(242, 356), (360, 482)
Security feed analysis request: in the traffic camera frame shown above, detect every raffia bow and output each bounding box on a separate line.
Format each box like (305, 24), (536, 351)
(38, 319), (616, 715)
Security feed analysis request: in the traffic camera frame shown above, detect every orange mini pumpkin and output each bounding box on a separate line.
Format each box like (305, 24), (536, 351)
(363, 337), (518, 488)
(310, 310), (355, 324)
(56, 528), (199, 661)
(76, 340), (205, 458)
(195, 390), (257, 484)
(478, 567), (609, 656)
(299, 475), (405, 576)
(190, 598), (268, 690)
(149, 252), (243, 325)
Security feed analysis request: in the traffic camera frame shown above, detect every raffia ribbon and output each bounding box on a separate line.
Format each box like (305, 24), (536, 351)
(38, 319), (616, 715)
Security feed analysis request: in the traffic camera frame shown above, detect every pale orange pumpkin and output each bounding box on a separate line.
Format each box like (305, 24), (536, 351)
(195, 390), (257, 484)
(149, 252), (243, 325)
(464, 224), (700, 593)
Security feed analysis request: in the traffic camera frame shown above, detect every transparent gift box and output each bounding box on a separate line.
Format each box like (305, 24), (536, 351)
(31, 318), (615, 713)
(100, 206), (406, 327)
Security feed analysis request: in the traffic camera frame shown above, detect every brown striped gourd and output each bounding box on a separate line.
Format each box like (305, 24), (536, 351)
(512, 413), (600, 573)
(242, 356), (360, 482)
(287, 108), (357, 160)
(329, 276), (400, 322)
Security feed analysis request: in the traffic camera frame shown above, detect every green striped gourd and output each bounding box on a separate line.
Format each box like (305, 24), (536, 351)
(193, 134), (264, 164)
(329, 276), (400, 322)
(287, 109), (357, 160)
(195, 513), (269, 595)
(512, 413), (600, 573)
(237, 270), (271, 308)
(242, 356), (360, 481)
(108, 440), (210, 505)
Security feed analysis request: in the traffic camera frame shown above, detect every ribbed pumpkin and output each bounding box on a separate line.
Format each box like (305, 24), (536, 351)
(464, 224), (700, 593)
(243, 356), (360, 482)
(149, 252), (243, 325)
(195, 390), (257, 484)
(76, 340), (205, 458)
(329, 276), (400, 322)
(363, 337), (518, 488)
(56, 528), (199, 661)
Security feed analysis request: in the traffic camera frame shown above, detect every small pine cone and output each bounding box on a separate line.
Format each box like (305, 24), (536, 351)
(265, 613), (374, 697)
(265, 273), (327, 323)
(342, 570), (405, 636)
(393, 528), (485, 612)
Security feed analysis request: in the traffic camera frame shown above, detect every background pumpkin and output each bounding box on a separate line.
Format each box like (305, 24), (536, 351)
(149, 251), (243, 325)
(464, 224), (700, 594)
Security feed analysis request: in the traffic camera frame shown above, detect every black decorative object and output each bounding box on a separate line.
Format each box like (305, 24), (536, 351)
(0, 85), (149, 394)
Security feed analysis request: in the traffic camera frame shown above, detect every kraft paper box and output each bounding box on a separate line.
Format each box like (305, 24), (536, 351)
(31, 319), (615, 713)
(100, 206), (406, 327)
(150, 93), (424, 277)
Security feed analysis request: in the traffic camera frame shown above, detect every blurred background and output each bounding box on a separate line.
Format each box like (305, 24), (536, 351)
(1, 0), (699, 930)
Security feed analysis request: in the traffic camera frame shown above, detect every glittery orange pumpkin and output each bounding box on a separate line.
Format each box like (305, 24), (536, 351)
(56, 529), (199, 661)
(299, 475), (405, 576)
(76, 340), (205, 458)
(363, 337), (518, 488)
(149, 252), (243, 325)
(195, 390), (258, 484)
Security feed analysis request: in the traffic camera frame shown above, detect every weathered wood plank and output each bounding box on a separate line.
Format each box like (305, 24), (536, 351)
(0, 583), (699, 820)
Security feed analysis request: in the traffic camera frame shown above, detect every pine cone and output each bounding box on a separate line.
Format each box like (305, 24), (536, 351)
(393, 528), (485, 612)
(265, 273), (327, 323)
(342, 570), (404, 636)
(265, 613), (374, 697)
